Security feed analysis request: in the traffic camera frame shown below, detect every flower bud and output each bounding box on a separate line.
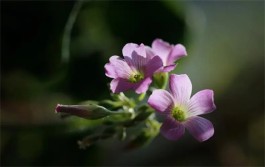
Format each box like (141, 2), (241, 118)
(153, 72), (168, 89)
(55, 104), (114, 120)
(124, 120), (160, 150)
(124, 130), (154, 150)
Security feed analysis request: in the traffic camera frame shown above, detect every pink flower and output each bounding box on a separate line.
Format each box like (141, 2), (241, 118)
(148, 39), (187, 72)
(105, 43), (163, 94)
(148, 74), (216, 142)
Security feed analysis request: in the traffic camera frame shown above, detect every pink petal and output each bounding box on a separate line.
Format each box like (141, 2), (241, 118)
(169, 74), (192, 107)
(106, 56), (133, 79)
(161, 64), (176, 72)
(184, 116), (214, 142)
(188, 89), (216, 116)
(104, 63), (116, 78)
(145, 46), (155, 59)
(104, 56), (121, 78)
(125, 51), (148, 71)
(110, 78), (134, 93)
(145, 56), (163, 77)
(122, 43), (146, 58)
(160, 117), (185, 141)
(122, 43), (138, 57)
(151, 39), (172, 65)
(134, 77), (152, 94)
(167, 44), (187, 65)
(147, 89), (174, 113)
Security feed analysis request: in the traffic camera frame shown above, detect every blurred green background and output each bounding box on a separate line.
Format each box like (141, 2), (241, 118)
(1, 1), (264, 166)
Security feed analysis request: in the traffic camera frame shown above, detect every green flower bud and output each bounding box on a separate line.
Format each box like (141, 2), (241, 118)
(153, 72), (169, 89)
(124, 119), (161, 150)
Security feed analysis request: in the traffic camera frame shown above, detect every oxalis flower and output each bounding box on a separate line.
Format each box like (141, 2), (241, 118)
(105, 43), (163, 94)
(148, 74), (216, 142)
(147, 39), (187, 72)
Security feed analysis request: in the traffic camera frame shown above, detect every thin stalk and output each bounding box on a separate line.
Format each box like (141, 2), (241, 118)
(61, 0), (83, 63)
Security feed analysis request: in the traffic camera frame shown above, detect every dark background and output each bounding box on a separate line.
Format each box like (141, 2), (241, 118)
(1, 1), (264, 166)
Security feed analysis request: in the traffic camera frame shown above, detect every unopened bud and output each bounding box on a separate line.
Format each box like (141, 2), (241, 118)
(153, 72), (168, 89)
(55, 104), (113, 120)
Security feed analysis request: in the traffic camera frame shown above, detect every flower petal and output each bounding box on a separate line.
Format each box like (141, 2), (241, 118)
(104, 63), (116, 78)
(122, 43), (146, 58)
(161, 64), (176, 72)
(169, 74), (192, 106)
(184, 116), (214, 142)
(122, 43), (138, 57)
(160, 117), (185, 141)
(105, 56), (133, 79)
(145, 46), (155, 59)
(134, 77), (152, 94)
(148, 89), (174, 113)
(110, 78), (134, 93)
(167, 44), (187, 65)
(187, 89), (216, 116)
(125, 51), (148, 71)
(151, 39), (172, 65)
(145, 56), (163, 77)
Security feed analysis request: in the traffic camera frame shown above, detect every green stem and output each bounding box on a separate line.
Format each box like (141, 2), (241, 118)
(61, 0), (83, 63)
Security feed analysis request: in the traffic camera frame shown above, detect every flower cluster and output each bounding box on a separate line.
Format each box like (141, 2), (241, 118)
(56, 39), (216, 148)
(104, 39), (187, 94)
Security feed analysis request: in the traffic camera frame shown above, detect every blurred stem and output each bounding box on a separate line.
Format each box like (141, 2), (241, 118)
(61, 0), (83, 63)
(138, 93), (146, 101)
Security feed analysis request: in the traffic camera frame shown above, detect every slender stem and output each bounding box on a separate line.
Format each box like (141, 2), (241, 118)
(61, 0), (83, 63)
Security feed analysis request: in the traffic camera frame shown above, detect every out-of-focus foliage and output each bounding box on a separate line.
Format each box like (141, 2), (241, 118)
(1, 0), (264, 166)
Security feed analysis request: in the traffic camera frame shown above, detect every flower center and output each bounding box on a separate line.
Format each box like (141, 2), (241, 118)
(171, 107), (186, 122)
(129, 72), (144, 83)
